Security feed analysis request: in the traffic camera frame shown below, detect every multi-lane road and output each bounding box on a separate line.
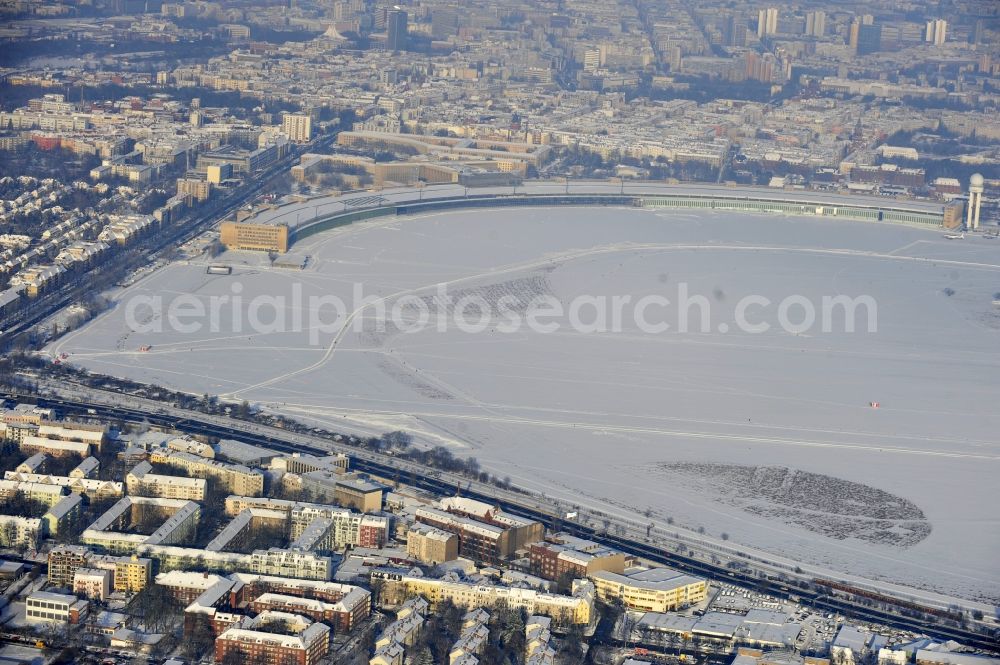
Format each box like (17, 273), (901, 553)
(0, 133), (336, 348)
(4, 381), (997, 653)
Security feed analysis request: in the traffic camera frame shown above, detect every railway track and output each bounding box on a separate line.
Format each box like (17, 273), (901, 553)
(9, 392), (998, 653)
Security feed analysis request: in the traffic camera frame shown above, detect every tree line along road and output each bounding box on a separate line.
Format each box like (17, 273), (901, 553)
(4, 381), (998, 653)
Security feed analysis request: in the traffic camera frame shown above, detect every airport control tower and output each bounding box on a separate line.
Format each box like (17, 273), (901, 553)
(967, 173), (984, 230)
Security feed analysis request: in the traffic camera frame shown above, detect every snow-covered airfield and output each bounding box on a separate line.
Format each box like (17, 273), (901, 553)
(51, 199), (1000, 601)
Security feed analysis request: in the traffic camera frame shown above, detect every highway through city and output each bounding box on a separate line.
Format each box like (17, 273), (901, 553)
(0, 133), (336, 348)
(3, 383), (997, 653)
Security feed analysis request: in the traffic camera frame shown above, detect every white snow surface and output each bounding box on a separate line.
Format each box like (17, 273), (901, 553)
(50, 206), (1000, 600)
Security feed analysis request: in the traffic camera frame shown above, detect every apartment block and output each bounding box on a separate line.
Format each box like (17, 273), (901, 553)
(1, 422), (37, 442)
(3, 471), (123, 502)
(0, 478), (66, 507)
(35, 422), (107, 451)
(233, 574), (370, 632)
(372, 571), (595, 627)
(151, 450), (263, 496)
(70, 456), (100, 479)
(224, 496), (388, 550)
(126, 461), (207, 500)
(73, 567), (112, 601)
(42, 493), (84, 536)
(15, 452), (47, 474)
(48, 545), (91, 587)
(248, 548), (334, 581)
(290, 504), (389, 550)
(225, 495), (296, 516)
(0, 515), (43, 549)
(375, 609), (425, 656)
(19, 436), (90, 458)
(81, 496), (200, 554)
(214, 611), (330, 665)
(406, 523), (459, 565)
(248, 590), (369, 634)
(90, 553), (154, 592)
(282, 113), (312, 142)
(176, 177), (211, 202)
(156, 570), (228, 604)
(206, 508), (288, 553)
(48, 547), (153, 593)
(181, 573), (369, 637)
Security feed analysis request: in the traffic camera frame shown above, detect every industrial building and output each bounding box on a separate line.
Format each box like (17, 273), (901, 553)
(26, 591), (89, 625)
(415, 497), (544, 564)
(528, 534), (626, 581)
(415, 505), (509, 564)
(636, 609), (804, 649)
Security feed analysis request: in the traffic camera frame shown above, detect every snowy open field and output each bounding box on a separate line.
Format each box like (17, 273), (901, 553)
(50, 206), (1000, 601)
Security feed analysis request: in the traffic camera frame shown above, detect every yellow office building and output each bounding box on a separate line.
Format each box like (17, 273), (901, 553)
(219, 222), (289, 253)
(591, 568), (707, 613)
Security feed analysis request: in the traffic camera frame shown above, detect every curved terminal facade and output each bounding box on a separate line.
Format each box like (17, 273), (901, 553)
(272, 183), (946, 243)
(54, 183), (999, 601)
